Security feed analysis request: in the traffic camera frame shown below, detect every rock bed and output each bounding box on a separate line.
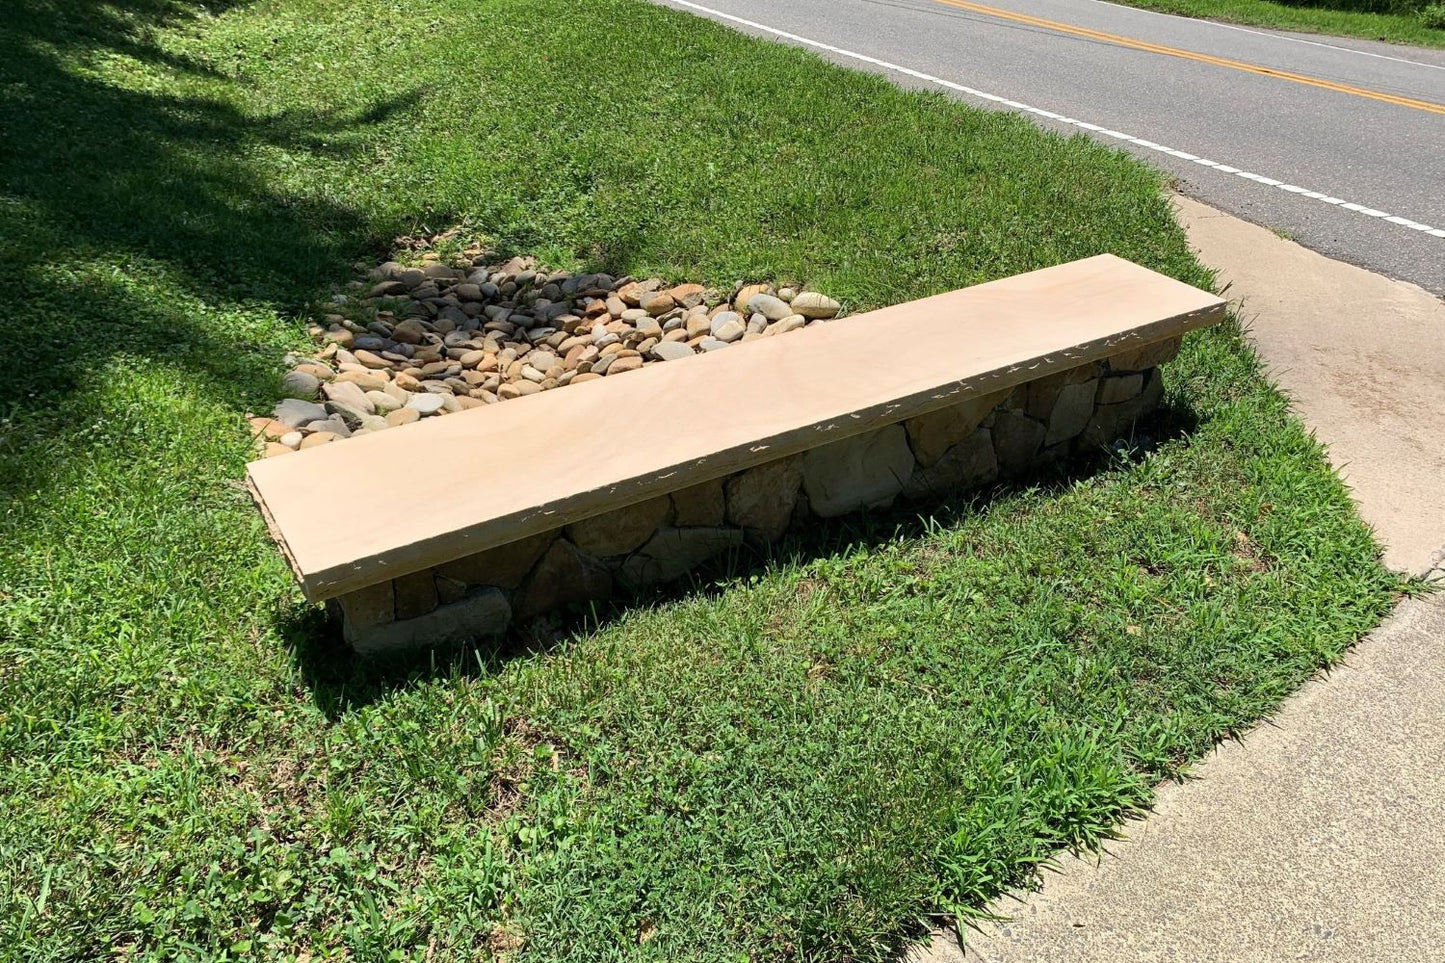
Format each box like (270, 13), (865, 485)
(248, 248), (842, 455)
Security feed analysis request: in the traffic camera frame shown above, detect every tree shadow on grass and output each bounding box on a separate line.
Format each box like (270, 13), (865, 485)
(0, 0), (421, 493)
(285, 397), (1200, 720)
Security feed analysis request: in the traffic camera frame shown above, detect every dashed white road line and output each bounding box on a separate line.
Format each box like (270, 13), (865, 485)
(666, 0), (1445, 239)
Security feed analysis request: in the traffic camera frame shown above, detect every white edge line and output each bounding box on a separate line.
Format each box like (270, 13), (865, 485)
(665, 0), (1443, 240)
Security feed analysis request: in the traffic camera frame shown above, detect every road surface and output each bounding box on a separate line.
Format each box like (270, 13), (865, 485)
(655, 0), (1445, 292)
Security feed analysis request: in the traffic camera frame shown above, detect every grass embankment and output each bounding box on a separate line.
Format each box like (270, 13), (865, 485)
(1111, 0), (1445, 48)
(0, 0), (1399, 959)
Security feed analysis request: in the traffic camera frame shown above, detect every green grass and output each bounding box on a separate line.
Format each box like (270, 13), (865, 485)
(0, 0), (1400, 959)
(1108, 0), (1445, 48)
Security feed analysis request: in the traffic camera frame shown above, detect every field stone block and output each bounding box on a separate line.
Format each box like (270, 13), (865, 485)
(436, 528), (556, 590)
(336, 580), (394, 629)
(1141, 367), (1164, 409)
(671, 477), (726, 527)
(802, 424), (914, 517)
(435, 574), (471, 606)
(393, 569), (439, 620)
(1045, 379), (1099, 445)
(1038, 440), (1071, 465)
(1097, 373), (1144, 405)
(905, 388), (1009, 468)
(345, 588), (511, 656)
(621, 527), (745, 587)
(1081, 368), (1165, 448)
(726, 454), (803, 544)
(1024, 362), (1099, 419)
(513, 538), (613, 622)
(565, 495), (671, 558)
(992, 410), (1047, 477)
(903, 428), (998, 499)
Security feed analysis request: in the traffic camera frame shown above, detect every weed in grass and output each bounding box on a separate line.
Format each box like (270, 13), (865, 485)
(1107, 0), (1445, 45)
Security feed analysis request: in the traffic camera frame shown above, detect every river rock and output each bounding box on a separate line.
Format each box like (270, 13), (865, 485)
(392, 319), (427, 344)
(310, 415), (353, 437)
(280, 370), (320, 399)
(711, 314), (745, 343)
(767, 315), (805, 336)
(367, 390), (402, 415)
(686, 314), (712, 338)
(385, 407), (421, 427)
(292, 254), (852, 455)
(334, 370), (389, 393)
(606, 355), (644, 376)
(735, 284), (770, 312)
(300, 431), (339, 449)
(406, 393), (445, 415)
(747, 294), (791, 321)
(650, 341), (694, 362)
(322, 380), (375, 415)
(790, 292), (841, 319)
(272, 398), (329, 428)
(639, 292), (677, 316)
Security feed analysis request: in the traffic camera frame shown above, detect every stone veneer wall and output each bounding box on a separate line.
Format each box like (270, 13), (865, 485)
(334, 337), (1181, 653)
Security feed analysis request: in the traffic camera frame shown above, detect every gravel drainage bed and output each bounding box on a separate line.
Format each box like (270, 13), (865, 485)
(249, 243), (842, 454)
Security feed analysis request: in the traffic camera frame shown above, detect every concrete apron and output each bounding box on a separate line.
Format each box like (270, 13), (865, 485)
(909, 197), (1445, 962)
(1174, 195), (1445, 576)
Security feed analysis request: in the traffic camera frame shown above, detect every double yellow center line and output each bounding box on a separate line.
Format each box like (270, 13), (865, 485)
(927, 0), (1445, 116)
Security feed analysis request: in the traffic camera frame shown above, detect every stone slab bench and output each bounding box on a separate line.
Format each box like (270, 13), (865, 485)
(247, 254), (1225, 652)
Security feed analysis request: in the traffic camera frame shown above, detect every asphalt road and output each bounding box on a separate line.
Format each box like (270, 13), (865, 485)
(655, 0), (1445, 293)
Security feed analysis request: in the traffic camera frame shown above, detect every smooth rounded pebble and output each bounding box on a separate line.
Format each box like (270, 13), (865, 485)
(406, 394), (445, 414)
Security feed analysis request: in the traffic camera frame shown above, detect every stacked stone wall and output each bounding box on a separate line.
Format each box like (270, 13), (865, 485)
(335, 338), (1180, 653)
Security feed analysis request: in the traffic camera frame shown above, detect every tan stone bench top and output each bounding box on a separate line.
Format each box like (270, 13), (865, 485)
(248, 254), (1225, 601)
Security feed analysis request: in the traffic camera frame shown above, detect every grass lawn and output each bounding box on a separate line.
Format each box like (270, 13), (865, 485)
(0, 0), (1401, 959)
(1107, 0), (1445, 48)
